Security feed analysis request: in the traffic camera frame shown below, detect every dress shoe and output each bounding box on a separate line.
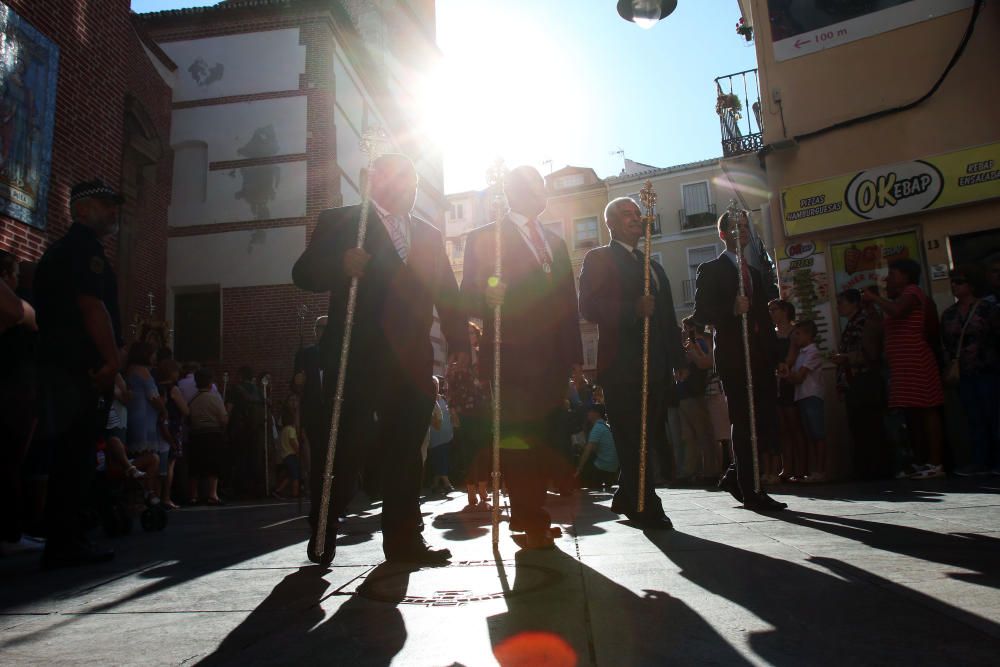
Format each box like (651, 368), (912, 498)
(743, 492), (787, 512)
(41, 541), (114, 570)
(637, 515), (674, 530)
(385, 538), (452, 565)
(717, 473), (744, 503)
(511, 531), (556, 550)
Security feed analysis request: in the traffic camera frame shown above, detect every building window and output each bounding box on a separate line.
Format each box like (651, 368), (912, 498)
(679, 181), (716, 230)
(543, 220), (564, 239)
(574, 217), (600, 249)
(554, 173), (585, 190)
(451, 236), (465, 260)
(455, 203), (464, 220)
(685, 244), (720, 302)
(173, 288), (221, 363)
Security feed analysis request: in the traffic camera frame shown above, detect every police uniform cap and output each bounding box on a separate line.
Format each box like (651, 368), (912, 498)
(70, 179), (125, 205)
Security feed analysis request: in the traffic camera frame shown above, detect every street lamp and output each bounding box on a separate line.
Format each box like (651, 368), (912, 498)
(617, 0), (677, 29)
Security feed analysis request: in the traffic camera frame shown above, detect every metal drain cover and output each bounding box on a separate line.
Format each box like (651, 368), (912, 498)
(356, 560), (562, 607)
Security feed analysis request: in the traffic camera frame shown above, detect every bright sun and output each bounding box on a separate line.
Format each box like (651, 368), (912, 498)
(417, 5), (589, 192)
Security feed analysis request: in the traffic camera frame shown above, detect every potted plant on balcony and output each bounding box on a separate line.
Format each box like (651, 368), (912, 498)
(736, 17), (753, 42)
(715, 91), (742, 120)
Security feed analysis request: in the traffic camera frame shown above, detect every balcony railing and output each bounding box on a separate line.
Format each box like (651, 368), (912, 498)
(714, 68), (763, 158)
(678, 203), (717, 230)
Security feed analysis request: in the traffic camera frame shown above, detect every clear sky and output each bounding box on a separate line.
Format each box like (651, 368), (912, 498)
(131, 1), (758, 193)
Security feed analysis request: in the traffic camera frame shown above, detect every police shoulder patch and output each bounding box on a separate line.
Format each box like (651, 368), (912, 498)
(89, 256), (105, 274)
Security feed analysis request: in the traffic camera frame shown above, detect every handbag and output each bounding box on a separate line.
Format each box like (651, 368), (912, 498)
(945, 300), (978, 385)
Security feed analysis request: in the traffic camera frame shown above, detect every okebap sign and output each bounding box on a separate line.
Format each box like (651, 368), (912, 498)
(782, 142), (1000, 236)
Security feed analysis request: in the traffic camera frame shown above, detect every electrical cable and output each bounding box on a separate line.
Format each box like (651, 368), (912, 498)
(791, 0), (983, 144)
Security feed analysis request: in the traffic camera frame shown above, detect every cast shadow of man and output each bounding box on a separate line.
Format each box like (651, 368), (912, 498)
(200, 563), (409, 666)
(776, 510), (1000, 590)
(644, 529), (1000, 665)
(487, 548), (750, 665)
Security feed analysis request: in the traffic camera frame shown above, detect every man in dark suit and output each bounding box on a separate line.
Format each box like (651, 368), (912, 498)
(692, 209), (786, 511)
(461, 165), (583, 550)
(292, 154), (469, 565)
(579, 197), (686, 529)
(293, 315), (326, 487)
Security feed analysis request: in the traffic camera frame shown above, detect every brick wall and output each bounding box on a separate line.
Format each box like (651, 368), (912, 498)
(219, 285), (328, 405)
(0, 0), (172, 328)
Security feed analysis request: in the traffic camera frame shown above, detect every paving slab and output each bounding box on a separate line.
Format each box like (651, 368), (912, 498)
(3, 480), (1000, 665)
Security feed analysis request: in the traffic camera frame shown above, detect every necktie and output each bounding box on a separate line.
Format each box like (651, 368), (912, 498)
(740, 260), (753, 298)
(385, 214), (408, 262)
(633, 249), (658, 293)
(526, 220), (553, 270)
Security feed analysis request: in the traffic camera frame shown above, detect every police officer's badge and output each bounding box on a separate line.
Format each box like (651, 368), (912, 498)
(90, 256), (104, 274)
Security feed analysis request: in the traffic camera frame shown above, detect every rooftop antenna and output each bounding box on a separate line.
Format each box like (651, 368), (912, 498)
(610, 147), (625, 173)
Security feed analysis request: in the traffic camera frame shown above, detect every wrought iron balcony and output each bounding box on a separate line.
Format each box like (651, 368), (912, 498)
(678, 203), (717, 230)
(715, 68), (763, 158)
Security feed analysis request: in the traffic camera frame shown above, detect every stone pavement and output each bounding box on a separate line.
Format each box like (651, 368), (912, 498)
(2, 479), (1000, 666)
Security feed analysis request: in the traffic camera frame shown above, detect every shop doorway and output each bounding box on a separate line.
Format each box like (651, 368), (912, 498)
(948, 228), (1000, 268)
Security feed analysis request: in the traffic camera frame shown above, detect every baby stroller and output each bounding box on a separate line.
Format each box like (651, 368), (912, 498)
(93, 438), (167, 535)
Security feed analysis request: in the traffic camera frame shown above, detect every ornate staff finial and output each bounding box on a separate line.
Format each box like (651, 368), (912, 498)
(360, 126), (389, 158)
(639, 180), (657, 219)
(486, 157), (508, 220)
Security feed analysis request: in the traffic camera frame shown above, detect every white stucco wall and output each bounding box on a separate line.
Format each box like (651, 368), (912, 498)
(171, 97), (307, 164)
(161, 29), (305, 102)
(169, 160), (307, 226)
(167, 226), (306, 289)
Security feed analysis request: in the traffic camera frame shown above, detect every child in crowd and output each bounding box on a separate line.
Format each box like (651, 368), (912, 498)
(574, 403), (619, 490)
(780, 320), (827, 482)
(273, 403), (301, 500)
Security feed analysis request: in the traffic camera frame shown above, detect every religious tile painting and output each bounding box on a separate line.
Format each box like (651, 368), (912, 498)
(0, 4), (59, 229)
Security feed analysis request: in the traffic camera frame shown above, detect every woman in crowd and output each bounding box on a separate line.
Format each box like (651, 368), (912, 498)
(863, 259), (945, 479)
(941, 265), (1000, 476)
(832, 288), (888, 479)
(678, 317), (722, 482)
(125, 341), (163, 501)
(447, 321), (492, 512)
(188, 368), (228, 505)
(769, 299), (807, 481)
(156, 359), (189, 509)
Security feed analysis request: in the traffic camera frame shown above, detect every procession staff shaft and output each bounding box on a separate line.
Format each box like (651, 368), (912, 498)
(637, 181), (656, 513)
(733, 209), (762, 495)
(262, 377), (270, 496)
(490, 175), (505, 550)
(314, 131), (383, 562)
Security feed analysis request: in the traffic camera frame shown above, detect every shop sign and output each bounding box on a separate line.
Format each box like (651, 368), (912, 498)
(768, 0), (974, 62)
(782, 142), (1000, 236)
(830, 231), (921, 298)
(776, 240), (833, 352)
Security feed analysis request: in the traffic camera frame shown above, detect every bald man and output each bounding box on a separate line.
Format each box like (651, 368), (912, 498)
(461, 165), (583, 550)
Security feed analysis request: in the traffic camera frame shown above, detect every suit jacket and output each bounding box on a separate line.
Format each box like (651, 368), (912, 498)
(461, 217), (583, 414)
(292, 205), (469, 391)
(578, 242), (685, 387)
(293, 344), (324, 428)
(691, 252), (777, 374)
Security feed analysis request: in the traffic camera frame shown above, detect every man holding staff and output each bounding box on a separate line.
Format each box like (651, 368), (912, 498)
(461, 165), (583, 551)
(692, 209), (786, 511)
(579, 196), (685, 529)
(293, 154), (469, 565)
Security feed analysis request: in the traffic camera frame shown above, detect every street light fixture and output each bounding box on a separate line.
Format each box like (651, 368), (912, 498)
(617, 0), (678, 29)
